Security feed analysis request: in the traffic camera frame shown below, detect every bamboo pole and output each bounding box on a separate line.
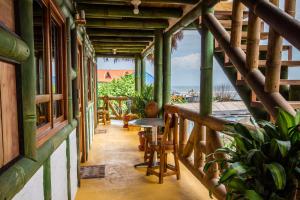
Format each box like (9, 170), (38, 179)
(135, 55), (141, 93)
(163, 33), (172, 106)
(93, 42), (149, 47)
(0, 26), (30, 63)
(200, 6), (214, 117)
(90, 36), (153, 43)
(182, 126), (196, 158)
(265, 0), (282, 93)
(86, 19), (169, 29)
(179, 117), (188, 155)
(87, 29), (154, 37)
(246, 11), (261, 70)
(79, 4), (182, 19)
(203, 13), (296, 118)
(18, 0), (37, 160)
(77, 0), (198, 4)
(141, 56), (146, 91)
(239, 0), (300, 51)
(67, 18), (73, 122)
(230, 1), (244, 48)
(193, 123), (202, 169)
(154, 30), (163, 113)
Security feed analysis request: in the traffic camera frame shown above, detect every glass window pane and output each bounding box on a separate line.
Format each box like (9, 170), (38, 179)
(36, 103), (49, 127)
(51, 21), (61, 94)
(33, 0), (46, 95)
(53, 100), (63, 119)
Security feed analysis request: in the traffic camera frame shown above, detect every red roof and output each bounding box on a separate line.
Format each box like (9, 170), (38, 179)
(97, 69), (134, 83)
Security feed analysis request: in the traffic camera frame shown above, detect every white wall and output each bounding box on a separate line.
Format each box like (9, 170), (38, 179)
(12, 167), (44, 200)
(69, 129), (78, 200)
(12, 129), (78, 200)
(51, 141), (68, 200)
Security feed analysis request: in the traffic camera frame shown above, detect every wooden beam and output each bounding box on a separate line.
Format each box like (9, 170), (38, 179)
(96, 53), (135, 58)
(95, 49), (142, 53)
(78, 0), (198, 4)
(93, 42), (148, 47)
(90, 36), (153, 43)
(94, 46), (144, 50)
(166, 2), (202, 36)
(79, 5), (182, 19)
(87, 28), (154, 37)
(86, 18), (169, 29)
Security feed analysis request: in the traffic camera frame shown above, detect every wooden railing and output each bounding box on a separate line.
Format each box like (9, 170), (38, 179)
(98, 96), (130, 120)
(165, 104), (236, 200)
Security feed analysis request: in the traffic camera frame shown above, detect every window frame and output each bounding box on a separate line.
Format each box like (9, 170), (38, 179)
(34, 0), (68, 147)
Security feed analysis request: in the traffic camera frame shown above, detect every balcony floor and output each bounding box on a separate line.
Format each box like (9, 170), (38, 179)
(76, 121), (212, 200)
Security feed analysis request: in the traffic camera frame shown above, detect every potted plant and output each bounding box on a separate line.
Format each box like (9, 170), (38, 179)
(204, 108), (300, 199)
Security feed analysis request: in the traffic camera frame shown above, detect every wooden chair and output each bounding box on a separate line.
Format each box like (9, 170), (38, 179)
(146, 114), (180, 184)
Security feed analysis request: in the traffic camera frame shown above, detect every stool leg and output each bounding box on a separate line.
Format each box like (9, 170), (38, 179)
(159, 149), (165, 184)
(164, 154), (168, 172)
(146, 150), (154, 176)
(174, 149), (180, 180)
(144, 138), (148, 162)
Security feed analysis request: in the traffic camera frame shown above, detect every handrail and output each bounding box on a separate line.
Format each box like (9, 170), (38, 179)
(98, 96), (130, 120)
(165, 104), (242, 199)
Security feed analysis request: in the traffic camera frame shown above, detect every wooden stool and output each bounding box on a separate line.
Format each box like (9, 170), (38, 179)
(146, 114), (180, 184)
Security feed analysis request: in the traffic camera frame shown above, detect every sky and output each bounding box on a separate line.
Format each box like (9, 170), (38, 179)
(97, 2), (300, 88)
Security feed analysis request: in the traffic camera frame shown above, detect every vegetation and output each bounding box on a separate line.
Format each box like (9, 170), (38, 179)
(205, 108), (300, 200)
(131, 85), (154, 118)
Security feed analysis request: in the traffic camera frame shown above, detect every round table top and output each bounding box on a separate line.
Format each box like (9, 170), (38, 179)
(129, 118), (164, 127)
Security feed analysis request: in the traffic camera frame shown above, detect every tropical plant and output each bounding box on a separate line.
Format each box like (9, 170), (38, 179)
(204, 108), (300, 200)
(131, 85), (154, 118)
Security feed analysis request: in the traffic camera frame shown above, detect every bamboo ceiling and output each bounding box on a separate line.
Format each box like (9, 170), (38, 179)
(76, 0), (203, 57)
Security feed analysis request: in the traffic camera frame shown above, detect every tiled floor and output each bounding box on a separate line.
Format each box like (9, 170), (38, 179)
(76, 122), (212, 200)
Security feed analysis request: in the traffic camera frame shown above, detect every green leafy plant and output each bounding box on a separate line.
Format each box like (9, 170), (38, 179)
(131, 85), (154, 118)
(204, 108), (300, 200)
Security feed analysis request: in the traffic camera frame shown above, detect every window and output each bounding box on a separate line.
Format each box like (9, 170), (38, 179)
(34, 0), (67, 146)
(87, 58), (92, 102)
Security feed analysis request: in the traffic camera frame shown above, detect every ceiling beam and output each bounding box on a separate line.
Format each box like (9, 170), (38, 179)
(78, 0), (199, 4)
(95, 49), (142, 53)
(87, 28), (154, 37)
(86, 18), (169, 29)
(95, 46), (145, 50)
(89, 36), (153, 42)
(92, 42), (148, 47)
(96, 53), (136, 58)
(79, 5), (182, 19)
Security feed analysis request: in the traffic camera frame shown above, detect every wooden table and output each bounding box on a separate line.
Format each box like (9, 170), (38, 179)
(130, 118), (164, 168)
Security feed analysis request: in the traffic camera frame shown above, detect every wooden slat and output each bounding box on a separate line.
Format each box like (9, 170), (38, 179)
(224, 60), (300, 67)
(237, 79), (300, 86)
(53, 94), (63, 101)
(35, 94), (51, 104)
(0, 61), (19, 165)
(215, 44), (292, 52)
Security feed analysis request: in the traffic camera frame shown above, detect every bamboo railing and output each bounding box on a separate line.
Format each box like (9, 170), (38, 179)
(98, 96), (130, 120)
(164, 104), (234, 200)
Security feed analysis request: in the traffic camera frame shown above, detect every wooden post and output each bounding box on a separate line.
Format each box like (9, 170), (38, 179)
(134, 55), (141, 93)
(141, 56), (146, 91)
(18, 0), (37, 160)
(154, 30), (163, 113)
(265, 0), (282, 93)
(230, 1), (244, 48)
(246, 11), (261, 70)
(163, 33), (172, 106)
(179, 117), (188, 155)
(66, 18), (73, 123)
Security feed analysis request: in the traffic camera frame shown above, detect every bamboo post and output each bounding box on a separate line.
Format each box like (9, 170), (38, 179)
(66, 18), (73, 123)
(206, 129), (219, 179)
(179, 117), (188, 155)
(246, 11), (261, 70)
(141, 56), (146, 92)
(154, 30), (163, 113)
(18, 0), (37, 160)
(200, 6), (214, 117)
(134, 55), (141, 93)
(264, 1), (283, 93)
(182, 126), (196, 158)
(163, 33), (172, 106)
(230, 1), (244, 48)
